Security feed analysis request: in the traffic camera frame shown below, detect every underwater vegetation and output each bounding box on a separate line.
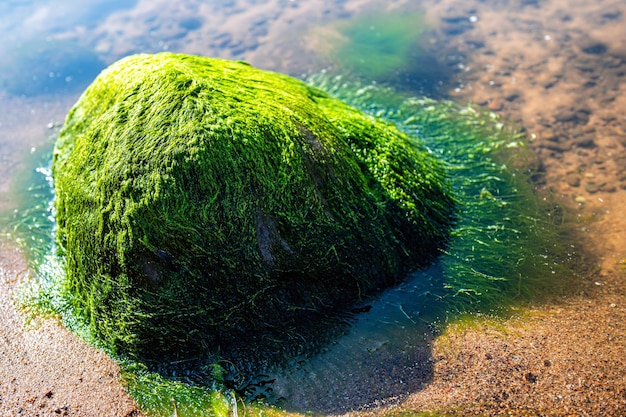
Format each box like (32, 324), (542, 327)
(331, 9), (422, 80)
(325, 7), (451, 96)
(8, 53), (579, 416)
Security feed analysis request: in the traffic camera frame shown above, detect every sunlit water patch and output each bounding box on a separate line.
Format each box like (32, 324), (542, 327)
(0, 39), (105, 97)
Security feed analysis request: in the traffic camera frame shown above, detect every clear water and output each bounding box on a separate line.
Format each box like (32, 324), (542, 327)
(0, 1), (604, 416)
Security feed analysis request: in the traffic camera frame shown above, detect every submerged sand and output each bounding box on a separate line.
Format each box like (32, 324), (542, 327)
(1, 0), (625, 415)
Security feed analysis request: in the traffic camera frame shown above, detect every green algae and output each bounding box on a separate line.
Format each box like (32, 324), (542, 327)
(121, 361), (232, 417)
(52, 52), (455, 367)
(120, 360), (304, 417)
(331, 8), (424, 80)
(324, 6), (450, 96)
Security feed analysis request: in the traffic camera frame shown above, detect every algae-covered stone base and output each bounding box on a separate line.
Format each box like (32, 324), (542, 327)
(52, 52), (454, 365)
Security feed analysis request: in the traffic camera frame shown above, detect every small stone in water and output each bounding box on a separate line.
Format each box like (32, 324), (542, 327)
(564, 173), (580, 187)
(585, 182), (605, 193)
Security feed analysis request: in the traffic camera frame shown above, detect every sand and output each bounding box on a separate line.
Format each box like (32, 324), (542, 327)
(1, 0), (625, 415)
(0, 243), (143, 416)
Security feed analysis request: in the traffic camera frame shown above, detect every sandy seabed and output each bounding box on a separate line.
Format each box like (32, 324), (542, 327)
(1, 0), (626, 415)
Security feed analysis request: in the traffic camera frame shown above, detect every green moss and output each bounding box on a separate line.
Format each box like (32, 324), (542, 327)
(121, 361), (232, 417)
(120, 360), (307, 417)
(3, 55), (575, 416)
(52, 52), (455, 367)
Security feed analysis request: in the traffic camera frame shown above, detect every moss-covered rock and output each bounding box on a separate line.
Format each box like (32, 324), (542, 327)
(52, 52), (454, 364)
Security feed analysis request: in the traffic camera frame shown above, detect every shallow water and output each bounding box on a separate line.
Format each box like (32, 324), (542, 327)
(1, 0), (625, 416)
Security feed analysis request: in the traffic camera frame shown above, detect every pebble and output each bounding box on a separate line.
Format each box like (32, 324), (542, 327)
(554, 108), (591, 125)
(540, 141), (569, 152)
(574, 196), (586, 203)
(581, 41), (608, 55)
(564, 173), (580, 187)
(440, 13), (475, 36)
(585, 182), (605, 193)
(487, 98), (504, 111)
(573, 137), (596, 148)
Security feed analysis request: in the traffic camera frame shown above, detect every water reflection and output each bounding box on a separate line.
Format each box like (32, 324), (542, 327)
(0, 0), (136, 37)
(1, 39), (104, 96)
(0, 1), (139, 96)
